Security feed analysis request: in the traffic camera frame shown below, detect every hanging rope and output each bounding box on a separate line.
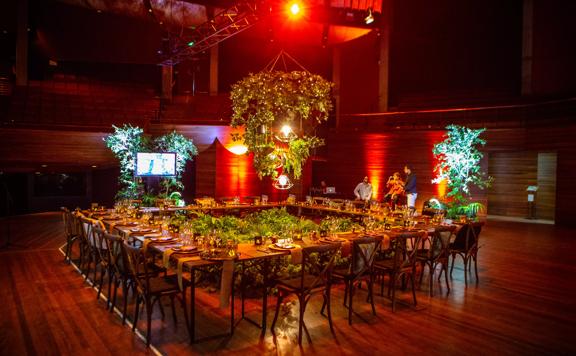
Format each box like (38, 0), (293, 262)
(262, 50), (310, 73)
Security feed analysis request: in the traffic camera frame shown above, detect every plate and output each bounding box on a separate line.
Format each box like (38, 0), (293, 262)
(321, 237), (346, 243)
(131, 227), (152, 233)
(173, 246), (197, 252)
(270, 243), (296, 250)
(150, 237), (174, 242)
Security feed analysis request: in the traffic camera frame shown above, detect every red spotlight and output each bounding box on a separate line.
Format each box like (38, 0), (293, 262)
(287, 2), (302, 18)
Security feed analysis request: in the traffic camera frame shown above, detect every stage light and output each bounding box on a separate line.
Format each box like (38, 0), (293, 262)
(287, 2), (302, 18)
(228, 144), (248, 155)
(364, 8), (374, 24)
(280, 124), (292, 137)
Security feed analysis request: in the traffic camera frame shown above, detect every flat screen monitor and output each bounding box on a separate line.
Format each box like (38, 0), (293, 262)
(135, 152), (176, 176)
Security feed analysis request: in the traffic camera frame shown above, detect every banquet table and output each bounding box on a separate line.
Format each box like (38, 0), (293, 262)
(93, 211), (455, 343)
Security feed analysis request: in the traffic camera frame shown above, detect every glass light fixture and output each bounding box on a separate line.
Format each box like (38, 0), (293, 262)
(364, 8), (374, 24)
(275, 123), (297, 142)
(273, 174), (294, 190)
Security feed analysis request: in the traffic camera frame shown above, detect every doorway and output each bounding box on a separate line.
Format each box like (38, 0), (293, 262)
(487, 152), (557, 221)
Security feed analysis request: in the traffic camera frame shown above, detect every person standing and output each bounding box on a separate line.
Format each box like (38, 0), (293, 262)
(354, 176), (373, 202)
(383, 172), (404, 210)
(404, 165), (417, 212)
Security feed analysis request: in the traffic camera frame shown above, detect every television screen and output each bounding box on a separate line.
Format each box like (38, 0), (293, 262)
(135, 152), (176, 176)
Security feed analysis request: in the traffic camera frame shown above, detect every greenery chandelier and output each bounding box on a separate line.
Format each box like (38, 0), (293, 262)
(230, 51), (334, 188)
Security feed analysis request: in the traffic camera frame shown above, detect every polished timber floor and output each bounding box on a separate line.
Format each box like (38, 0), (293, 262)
(1, 212), (575, 355)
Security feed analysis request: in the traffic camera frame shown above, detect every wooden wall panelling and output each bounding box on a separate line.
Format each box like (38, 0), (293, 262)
(536, 152), (557, 220)
(487, 151), (538, 218)
(321, 130), (447, 210)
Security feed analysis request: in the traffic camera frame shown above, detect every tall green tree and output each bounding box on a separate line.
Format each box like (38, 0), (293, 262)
(433, 125), (493, 217)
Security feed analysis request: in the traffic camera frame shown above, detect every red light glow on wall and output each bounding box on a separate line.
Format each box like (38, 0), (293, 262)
(426, 130), (448, 198)
(216, 140), (260, 198)
(362, 133), (390, 200)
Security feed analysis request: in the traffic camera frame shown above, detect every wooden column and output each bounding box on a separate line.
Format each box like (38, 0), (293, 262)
(332, 46), (341, 128)
(15, 0), (28, 86)
(521, 0), (534, 96)
(377, 0), (392, 112)
(161, 65), (173, 100)
(209, 45), (219, 96)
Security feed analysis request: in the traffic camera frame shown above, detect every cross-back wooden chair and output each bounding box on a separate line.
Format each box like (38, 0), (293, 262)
(61, 207), (79, 264)
(122, 241), (190, 347)
(79, 216), (106, 283)
(271, 243), (341, 344)
(450, 221), (484, 285)
(373, 230), (425, 311)
(416, 225), (457, 295)
(325, 236), (381, 324)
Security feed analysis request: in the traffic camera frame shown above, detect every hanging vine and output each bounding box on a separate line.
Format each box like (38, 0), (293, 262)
(230, 70), (334, 179)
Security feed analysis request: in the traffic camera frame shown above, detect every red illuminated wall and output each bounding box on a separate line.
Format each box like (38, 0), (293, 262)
(320, 130), (447, 209)
(195, 138), (311, 202)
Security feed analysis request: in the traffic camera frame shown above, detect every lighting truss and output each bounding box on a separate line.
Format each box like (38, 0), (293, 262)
(162, 1), (263, 65)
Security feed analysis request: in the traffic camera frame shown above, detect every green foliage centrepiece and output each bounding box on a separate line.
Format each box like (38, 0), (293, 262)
(432, 125), (493, 218)
(104, 124), (198, 201)
(230, 70), (334, 179)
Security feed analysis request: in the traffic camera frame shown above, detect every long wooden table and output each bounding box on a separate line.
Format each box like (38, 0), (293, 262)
(95, 211), (449, 343)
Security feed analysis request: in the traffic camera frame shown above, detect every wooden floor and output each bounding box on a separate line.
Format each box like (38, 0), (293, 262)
(1, 212), (575, 355)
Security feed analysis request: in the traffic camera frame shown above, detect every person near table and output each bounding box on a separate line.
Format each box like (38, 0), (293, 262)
(404, 165), (417, 213)
(320, 180), (328, 194)
(383, 172), (404, 210)
(354, 176), (373, 203)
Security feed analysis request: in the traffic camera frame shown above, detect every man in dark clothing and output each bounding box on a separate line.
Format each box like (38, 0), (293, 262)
(404, 165), (417, 212)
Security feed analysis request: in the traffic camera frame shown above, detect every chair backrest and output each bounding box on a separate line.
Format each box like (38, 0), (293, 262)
(102, 232), (125, 276)
(61, 207), (72, 237)
(79, 216), (106, 248)
(451, 222), (483, 252)
(429, 225), (457, 259)
(350, 236), (381, 275)
(121, 241), (150, 293)
(391, 231), (426, 270)
(92, 226), (110, 264)
(300, 243), (341, 292)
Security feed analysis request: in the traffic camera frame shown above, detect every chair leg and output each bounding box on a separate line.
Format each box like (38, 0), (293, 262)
(270, 293), (283, 332)
(170, 296), (178, 327)
(411, 273), (417, 307)
(473, 254), (479, 282)
(97, 266), (105, 301)
(146, 299), (153, 347)
(348, 281), (354, 325)
(122, 280), (130, 325)
(429, 263), (435, 297)
(133, 295), (141, 332)
(463, 256), (469, 286)
(111, 277), (119, 312)
(85, 252), (92, 281)
(326, 286), (334, 333)
(449, 253), (456, 277)
(391, 276), (397, 312)
(368, 276), (376, 316)
(444, 263), (451, 293)
(298, 295), (306, 344)
(418, 261), (425, 286)
(92, 254), (99, 282)
(343, 282), (349, 307)
(107, 269), (114, 309)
